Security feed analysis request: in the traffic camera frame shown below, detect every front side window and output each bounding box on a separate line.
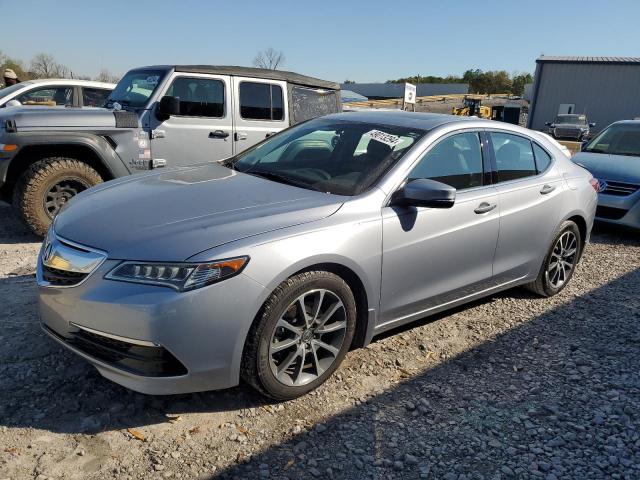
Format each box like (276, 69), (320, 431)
(232, 119), (424, 195)
(240, 82), (284, 121)
(408, 132), (484, 190)
(585, 123), (640, 157)
(82, 87), (111, 107)
(17, 86), (73, 106)
(165, 77), (225, 117)
(491, 132), (537, 182)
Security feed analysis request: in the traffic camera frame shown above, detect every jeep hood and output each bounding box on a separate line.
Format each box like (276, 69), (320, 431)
(0, 106), (136, 130)
(54, 162), (345, 261)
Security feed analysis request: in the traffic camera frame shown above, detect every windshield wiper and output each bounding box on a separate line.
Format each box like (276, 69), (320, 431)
(246, 171), (321, 191)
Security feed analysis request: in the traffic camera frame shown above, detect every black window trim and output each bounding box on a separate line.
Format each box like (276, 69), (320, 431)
(163, 75), (227, 119)
(238, 80), (286, 123)
(403, 128), (491, 193)
(484, 128), (556, 186)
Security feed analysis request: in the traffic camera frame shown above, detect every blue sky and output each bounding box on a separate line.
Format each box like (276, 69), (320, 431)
(2, 0), (638, 82)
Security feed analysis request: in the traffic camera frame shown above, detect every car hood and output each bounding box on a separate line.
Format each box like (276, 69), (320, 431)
(572, 152), (640, 184)
(54, 163), (345, 261)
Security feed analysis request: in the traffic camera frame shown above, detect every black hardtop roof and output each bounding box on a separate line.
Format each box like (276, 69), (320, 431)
(134, 65), (340, 90)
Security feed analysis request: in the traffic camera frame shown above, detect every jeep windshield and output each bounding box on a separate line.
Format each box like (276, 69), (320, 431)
(105, 69), (166, 109)
(231, 118), (425, 196)
(555, 114), (586, 125)
(584, 123), (640, 157)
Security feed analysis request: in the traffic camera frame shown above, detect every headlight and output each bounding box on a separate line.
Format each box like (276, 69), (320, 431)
(105, 257), (249, 291)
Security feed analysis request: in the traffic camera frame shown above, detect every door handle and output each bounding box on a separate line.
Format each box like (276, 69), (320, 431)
(209, 130), (229, 139)
(265, 131), (277, 138)
(540, 184), (556, 195)
(235, 132), (247, 141)
(474, 202), (497, 214)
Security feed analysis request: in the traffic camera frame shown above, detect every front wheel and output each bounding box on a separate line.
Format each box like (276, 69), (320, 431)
(241, 271), (356, 400)
(13, 157), (103, 236)
(526, 221), (582, 297)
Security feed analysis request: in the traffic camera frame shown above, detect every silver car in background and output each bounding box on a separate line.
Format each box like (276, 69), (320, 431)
(37, 111), (597, 400)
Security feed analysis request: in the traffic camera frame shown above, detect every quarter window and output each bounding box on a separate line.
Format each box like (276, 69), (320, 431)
(17, 86), (73, 106)
(166, 77), (225, 117)
(532, 143), (552, 172)
(240, 82), (284, 121)
(408, 132), (484, 190)
(490, 132), (537, 182)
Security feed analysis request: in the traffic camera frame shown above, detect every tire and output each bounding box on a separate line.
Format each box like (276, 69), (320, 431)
(241, 271), (357, 400)
(12, 157), (103, 236)
(526, 221), (582, 297)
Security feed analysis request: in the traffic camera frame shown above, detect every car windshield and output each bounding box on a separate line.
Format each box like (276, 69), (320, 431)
(555, 114), (586, 124)
(584, 123), (640, 157)
(105, 69), (166, 108)
(231, 118), (425, 195)
(0, 82), (30, 99)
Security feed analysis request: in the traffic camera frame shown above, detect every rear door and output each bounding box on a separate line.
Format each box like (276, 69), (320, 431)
(488, 130), (565, 283)
(149, 73), (233, 167)
(232, 77), (288, 154)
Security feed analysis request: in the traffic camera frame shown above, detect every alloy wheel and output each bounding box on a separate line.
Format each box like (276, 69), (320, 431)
(546, 230), (578, 289)
(44, 179), (90, 218)
(269, 289), (347, 387)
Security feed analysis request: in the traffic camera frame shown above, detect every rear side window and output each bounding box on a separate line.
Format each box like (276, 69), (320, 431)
(240, 82), (284, 121)
(490, 132), (537, 182)
(532, 143), (552, 172)
(409, 132), (484, 190)
(166, 77), (225, 117)
(82, 88), (111, 107)
(291, 86), (339, 124)
(17, 86), (73, 106)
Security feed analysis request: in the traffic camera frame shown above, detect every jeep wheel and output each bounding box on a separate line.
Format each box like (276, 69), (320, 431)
(13, 157), (103, 236)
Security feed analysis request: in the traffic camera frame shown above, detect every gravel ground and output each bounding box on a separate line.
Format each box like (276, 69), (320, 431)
(0, 201), (638, 480)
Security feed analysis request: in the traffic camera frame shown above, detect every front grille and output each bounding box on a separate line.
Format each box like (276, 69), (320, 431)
(554, 128), (581, 138)
(601, 180), (640, 197)
(596, 206), (628, 220)
(42, 265), (88, 286)
(44, 324), (188, 377)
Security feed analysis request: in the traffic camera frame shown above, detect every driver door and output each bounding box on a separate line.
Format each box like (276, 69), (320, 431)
(379, 131), (500, 325)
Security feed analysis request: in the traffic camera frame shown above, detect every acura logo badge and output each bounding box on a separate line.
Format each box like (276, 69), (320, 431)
(597, 179), (608, 192)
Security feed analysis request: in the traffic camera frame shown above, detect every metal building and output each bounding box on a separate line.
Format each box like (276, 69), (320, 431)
(339, 82), (468, 99)
(528, 56), (640, 133)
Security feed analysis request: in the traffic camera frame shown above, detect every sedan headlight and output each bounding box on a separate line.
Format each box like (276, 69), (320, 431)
(105, 257), (249, 291)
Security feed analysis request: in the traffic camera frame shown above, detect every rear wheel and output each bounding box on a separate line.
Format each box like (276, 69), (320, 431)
(13, 157), (102, 236)
(241, 271), (356, 400)
(526, 221), (582, 297)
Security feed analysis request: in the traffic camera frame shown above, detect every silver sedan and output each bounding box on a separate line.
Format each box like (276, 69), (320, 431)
(37, 111), (597, 400)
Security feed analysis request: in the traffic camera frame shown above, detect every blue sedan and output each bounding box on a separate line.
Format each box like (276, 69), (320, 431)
(572, 120), (640, 229)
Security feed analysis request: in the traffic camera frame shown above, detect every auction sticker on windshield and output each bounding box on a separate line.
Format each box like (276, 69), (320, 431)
(365, 130), (403, 147)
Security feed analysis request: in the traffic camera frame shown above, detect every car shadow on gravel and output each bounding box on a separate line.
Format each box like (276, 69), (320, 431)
(0, 202), (41, 245)
(210, 267), (640, 479)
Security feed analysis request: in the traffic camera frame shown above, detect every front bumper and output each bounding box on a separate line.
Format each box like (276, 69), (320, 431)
(38, 257), (267, 395)
(595, 190), (640, 230)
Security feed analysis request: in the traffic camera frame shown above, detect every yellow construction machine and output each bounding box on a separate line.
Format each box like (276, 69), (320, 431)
(451, 97), (491, 119)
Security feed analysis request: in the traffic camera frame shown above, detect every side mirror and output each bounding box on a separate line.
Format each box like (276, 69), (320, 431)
(6, 99), (21, 107)
(393, 178), (456, 208)
(589, 122), (596, 127)
(156, 95), (180, 120)
(545, 122), (552, 127)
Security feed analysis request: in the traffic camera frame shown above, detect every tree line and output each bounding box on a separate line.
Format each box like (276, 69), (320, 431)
(0, 51), (120, 84)
(385, 69), (533, 96)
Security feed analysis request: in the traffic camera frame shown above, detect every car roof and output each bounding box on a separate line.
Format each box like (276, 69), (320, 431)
(13, 79), (116, 88)
(322, 110), (479, 131)
(133, 65), (340, 91)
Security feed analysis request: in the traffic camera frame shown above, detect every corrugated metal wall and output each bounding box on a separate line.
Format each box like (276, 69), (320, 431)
(528, 63), (640, 132)
(339, 83), (468, 98)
